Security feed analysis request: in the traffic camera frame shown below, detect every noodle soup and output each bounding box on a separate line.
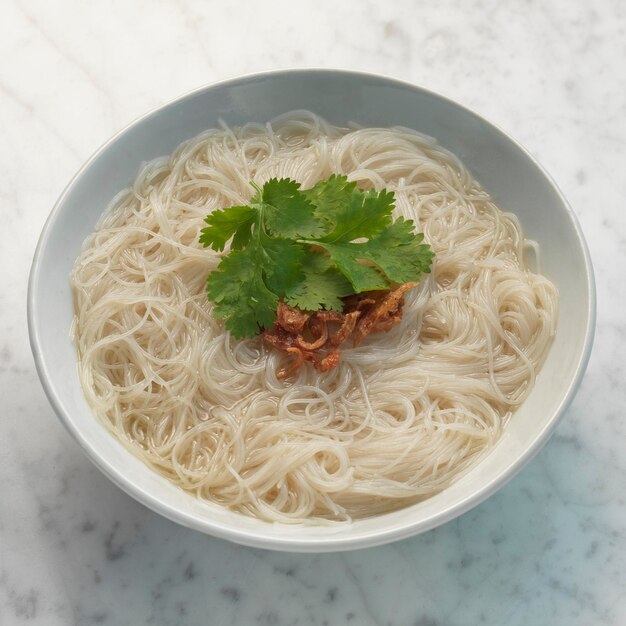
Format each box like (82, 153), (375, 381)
(71, 112), (558, 523)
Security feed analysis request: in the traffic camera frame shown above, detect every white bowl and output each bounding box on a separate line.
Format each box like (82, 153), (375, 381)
(28, 70), (595, 552)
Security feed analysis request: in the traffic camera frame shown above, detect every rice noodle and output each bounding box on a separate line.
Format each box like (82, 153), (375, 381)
(71, 111), (558, 523)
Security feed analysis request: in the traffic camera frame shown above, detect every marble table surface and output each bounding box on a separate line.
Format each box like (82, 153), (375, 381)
(1, 1), (625, 624)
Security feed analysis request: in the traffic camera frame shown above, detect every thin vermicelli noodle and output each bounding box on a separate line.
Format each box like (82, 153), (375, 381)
(71, 111), (558, 523)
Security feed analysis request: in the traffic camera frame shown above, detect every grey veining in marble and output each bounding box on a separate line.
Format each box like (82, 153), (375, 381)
(1, 1), (625, 624)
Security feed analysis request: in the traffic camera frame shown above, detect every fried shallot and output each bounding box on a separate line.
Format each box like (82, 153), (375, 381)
(263, 282), (417, 379)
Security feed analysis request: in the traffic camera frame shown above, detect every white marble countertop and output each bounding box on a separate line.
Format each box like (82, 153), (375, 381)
(1, 1), (625, 624)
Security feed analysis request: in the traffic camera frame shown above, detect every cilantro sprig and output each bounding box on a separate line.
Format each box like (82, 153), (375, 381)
(200, 176), (434, 338)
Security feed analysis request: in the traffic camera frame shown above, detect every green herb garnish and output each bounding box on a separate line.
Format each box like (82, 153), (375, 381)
(200, 175), (434, 338)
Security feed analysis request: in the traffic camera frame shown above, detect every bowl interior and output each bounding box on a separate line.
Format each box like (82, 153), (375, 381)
(29, 70), (594, 551)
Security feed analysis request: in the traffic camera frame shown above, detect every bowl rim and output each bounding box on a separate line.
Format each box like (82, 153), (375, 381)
(27, 68), (596, 552)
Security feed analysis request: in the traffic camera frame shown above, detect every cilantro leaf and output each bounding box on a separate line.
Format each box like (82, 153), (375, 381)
(316, 186), (396, 244)
(311, 218), (434, 292)
(303, 247), (388, 293)
(285, 252), (353, 311)
(261, 178), (325, 239)
(200, 205), (256, 251)
(199, 178), (323, 253)
(206, 242), (279, 338)
(303, 175), (357, 222)
(206, 233), (306, 338)
(262, 237), (306, 296)
(358, 218), (435, 283)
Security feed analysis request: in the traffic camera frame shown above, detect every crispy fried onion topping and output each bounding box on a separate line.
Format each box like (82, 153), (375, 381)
(263, 282), (418, 379)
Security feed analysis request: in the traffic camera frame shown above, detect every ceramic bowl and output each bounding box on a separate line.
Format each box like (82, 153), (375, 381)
(28, 70), (595, 552)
